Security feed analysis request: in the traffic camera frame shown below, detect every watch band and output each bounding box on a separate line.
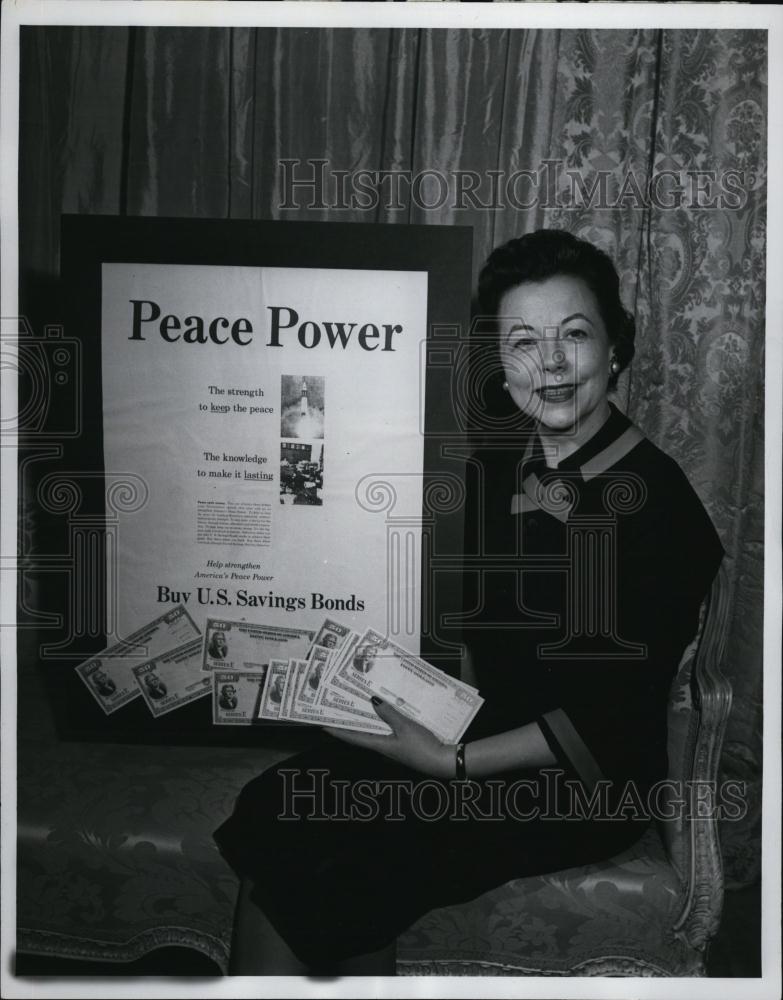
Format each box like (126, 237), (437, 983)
(455, 742), (467, 780)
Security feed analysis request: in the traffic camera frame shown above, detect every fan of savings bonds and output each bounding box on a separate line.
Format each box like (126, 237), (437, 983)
(74, 606), (483, 745)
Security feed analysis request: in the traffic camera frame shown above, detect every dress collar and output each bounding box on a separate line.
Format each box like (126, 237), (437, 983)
(525, 402), (632, 475)
(513, 403), (645, 521)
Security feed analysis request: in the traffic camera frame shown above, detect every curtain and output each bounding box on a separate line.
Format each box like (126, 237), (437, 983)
(19, 25), (766, 886)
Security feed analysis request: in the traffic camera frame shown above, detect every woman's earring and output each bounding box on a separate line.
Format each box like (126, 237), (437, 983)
(502, 380), (510, 392)
(609, 357), (621, 376)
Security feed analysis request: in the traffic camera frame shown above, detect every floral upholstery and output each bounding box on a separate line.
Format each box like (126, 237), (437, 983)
(397, 827), (689, 976)
(17, 739), (287, 971)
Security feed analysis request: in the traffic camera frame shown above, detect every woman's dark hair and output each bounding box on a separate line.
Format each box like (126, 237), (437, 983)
(477, 229), (635, 389)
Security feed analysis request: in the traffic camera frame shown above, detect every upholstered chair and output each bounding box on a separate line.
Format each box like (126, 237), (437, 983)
(396, 564), (733, 976)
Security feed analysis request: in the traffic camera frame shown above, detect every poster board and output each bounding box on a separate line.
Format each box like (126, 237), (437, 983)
(48, 216), (472, 743)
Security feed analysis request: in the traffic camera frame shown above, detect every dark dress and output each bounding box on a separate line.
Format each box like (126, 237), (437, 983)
(214, 404), (723, 968)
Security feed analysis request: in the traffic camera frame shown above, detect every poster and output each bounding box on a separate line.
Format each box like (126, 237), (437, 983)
(101, 262), (428, 644)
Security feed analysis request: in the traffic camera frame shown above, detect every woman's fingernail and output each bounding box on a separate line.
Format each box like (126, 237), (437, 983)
(371, 696), (381, 705)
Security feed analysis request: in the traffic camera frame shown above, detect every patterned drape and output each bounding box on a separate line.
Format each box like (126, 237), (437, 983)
(19, 26), (765, 885)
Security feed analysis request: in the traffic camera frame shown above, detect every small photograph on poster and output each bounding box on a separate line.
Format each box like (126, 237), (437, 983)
(280, 374), (325, 439)
(280, 440), (324, 506)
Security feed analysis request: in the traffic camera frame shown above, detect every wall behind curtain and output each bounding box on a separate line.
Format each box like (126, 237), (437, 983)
(19, 25), (766, 886)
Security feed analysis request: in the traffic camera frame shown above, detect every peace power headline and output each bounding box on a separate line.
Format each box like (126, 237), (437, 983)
(128, 300), (405, 351)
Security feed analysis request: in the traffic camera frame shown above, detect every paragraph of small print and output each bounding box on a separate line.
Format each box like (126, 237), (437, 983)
(197, 500), (271, 546)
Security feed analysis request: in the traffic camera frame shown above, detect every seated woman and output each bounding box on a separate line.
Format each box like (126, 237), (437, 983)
(214, 228), (724, 976)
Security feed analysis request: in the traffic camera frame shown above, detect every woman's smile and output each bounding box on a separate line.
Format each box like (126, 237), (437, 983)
(536, 383), (577, 404)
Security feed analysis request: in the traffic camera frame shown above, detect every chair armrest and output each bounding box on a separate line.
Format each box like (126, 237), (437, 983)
(673, 562), (733, 950)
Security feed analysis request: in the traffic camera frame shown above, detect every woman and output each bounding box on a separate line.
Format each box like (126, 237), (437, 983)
(214, 229), (723, 975)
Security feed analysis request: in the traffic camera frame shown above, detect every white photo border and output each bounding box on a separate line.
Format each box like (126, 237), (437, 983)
(1, 3), (781, 999)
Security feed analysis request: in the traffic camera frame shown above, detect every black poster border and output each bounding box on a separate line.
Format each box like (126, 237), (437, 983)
(31, 215), (473, 745)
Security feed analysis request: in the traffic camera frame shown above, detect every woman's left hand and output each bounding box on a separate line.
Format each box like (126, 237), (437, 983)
(323, 698), (456, 778)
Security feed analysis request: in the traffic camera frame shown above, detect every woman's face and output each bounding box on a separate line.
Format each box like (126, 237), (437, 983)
(497, 275), (613, 444)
